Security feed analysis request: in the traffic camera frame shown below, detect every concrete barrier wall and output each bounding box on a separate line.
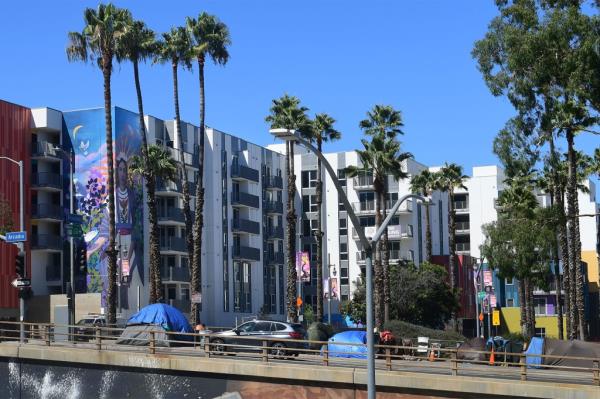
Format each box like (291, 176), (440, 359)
(27, 293), (101, 323)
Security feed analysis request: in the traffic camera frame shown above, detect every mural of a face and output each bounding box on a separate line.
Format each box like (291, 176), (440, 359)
(117, 159), (128, 189)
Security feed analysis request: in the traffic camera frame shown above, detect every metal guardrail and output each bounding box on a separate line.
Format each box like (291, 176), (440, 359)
(0, 321), (599, 386)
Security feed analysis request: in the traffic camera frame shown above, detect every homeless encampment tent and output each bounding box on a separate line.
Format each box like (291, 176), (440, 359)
(325, 331), (368, 359)
(525, 337), (544, 368)
(116, 303), (193, 347)
(543, 339), (600, 370)
(456, 338), (487, 362)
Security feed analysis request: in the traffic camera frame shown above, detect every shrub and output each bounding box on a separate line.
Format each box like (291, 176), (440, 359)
(383, 319), (465, 343)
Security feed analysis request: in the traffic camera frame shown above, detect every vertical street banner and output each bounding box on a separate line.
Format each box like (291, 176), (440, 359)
(296, 251), (310, 282)
(323, 278), (339, 300)
(483, 270), (493, 288)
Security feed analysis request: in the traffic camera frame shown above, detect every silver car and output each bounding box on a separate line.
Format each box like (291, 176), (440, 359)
(211, 320), (306, 357)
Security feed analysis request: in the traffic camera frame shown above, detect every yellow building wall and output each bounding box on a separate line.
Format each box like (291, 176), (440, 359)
(582, 250), (599, 293)
(499, 308), (566, 339)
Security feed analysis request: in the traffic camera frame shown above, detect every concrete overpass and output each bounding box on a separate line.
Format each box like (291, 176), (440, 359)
(0, 342), (597, 398)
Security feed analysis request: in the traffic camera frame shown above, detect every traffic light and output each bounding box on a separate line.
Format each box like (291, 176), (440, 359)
(15, 251), (25, 278)
(79, 246), (87, 272)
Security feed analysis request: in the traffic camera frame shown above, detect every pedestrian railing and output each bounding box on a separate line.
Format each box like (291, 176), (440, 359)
(0, 320), (598, 386)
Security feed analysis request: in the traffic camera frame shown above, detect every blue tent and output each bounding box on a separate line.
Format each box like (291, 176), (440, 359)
(127, 303), (192, 333)
(525, 337), (544, 368)
(326, 330), (368, 359)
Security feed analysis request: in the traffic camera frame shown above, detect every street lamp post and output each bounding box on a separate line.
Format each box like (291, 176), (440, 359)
(270, 128), (429, 399)
(0, 156), (25, 342)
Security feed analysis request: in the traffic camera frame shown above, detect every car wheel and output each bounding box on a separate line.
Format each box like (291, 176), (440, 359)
(212, 339), (226, 354)
(270, 342), (287, 358)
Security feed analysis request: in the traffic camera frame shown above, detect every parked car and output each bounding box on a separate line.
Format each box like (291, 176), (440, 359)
(211, 320), (306, 357)
(74, 315), (106, 341)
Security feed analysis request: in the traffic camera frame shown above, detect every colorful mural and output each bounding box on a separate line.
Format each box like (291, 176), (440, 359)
(63, 108), (144, 307)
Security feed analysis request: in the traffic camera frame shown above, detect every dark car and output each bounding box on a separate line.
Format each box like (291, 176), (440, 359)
(74, 315), (105, 341)
(211, 320), (306, 357)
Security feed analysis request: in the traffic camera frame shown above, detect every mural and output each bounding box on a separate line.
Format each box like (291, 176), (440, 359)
(63, 108), (144, 307)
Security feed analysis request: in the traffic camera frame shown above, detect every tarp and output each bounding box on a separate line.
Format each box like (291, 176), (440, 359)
(543, 339), (600, 370)
(326, 331), (368, 359)
(525, 337), (544, 368)
(126, 303), (192, 333)
(457, 338), (486, 362)
(115, 325), (173, 347)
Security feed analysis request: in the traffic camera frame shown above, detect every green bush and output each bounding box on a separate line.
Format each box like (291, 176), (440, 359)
(307, 322), (334, 350)
(383, 320), (465, 343)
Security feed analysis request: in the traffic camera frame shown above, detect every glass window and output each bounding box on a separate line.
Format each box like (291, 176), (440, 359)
(254, 322), (272, 332)
(506, 298), (514, 307)
(238, 322), (255, 332)
(505, 278), (514, 285)
(339, 218), (347, 236)
(534, 298), (546, 315)
(274, 323), (287, 331)
(535, 327), (546, 338)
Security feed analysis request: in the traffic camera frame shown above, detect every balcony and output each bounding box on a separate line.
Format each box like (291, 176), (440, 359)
(156, 179), (181, 195)
(264, 200), (283, 214)
(455, 242), (470, 253)
(232, 217), (260, 235)
(158, 208), (186, 224)
(453, 200), (469, 213)
(32, 234), (62, 251)
(266, 225), (284, 240)
(352, 225), (413, 240)
(356, 250), (402, 263)
(455, 221), (470, 234)
(231, 163), (260, 183)
(231, 191), (260, 208)
(32, 172), (62, 191)
(265, 175), (283, 190)
(169, 299), (191, 313)
(353, 174), (373, 190)
(45, 265), (61, 281)
(31, 141), (61, 160)
(166, 147), (195, 166)
(232, 245), (261, 262)
(161, 265), (190, 282)
(159, 237), (187, 253)
(266, 251), (284, 265)
(351, 200), (413, 215)
(32, 203), (63, 221)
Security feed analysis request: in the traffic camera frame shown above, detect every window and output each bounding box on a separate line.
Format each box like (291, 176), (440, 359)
(254, 322), (272, 332)
(181, 287), (190, 300)
(302, 195), (318, 213)
(505, 278), (514, 286)
(339, 218), (347, 236)
(389, 216), (399, 226)
(506, 298), (515, 307)
(534, 298), (547, 315)
(233, 262), (252, 313)
(301, 170), (317, 188)
(238, 322), (256, 332)
(340, 243), (348, 260)
(337, 169), (347, 187)
(341, 294), (349, 302)
(303, 219), (318, 237)
(359, 216), (375, 227)
(341, 267), (349, 285)
(535, 327), (546, 338)
(273, 323), (287, 331)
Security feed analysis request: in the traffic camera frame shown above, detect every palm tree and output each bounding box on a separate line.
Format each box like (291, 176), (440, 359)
(129, 145), (178, 302)
(357, 105), (410, 323)
(302, 113), (341, 322)
(410, 170), (438, 263)
(186, 12), (231, 325)
(436, 163), (467, 329)
(116, 18), (162, 302)
(265, 94), (310, 322)
(155, 27), (195, 300)
(67, 3), (131, 326)
(347, 128), (412, 328)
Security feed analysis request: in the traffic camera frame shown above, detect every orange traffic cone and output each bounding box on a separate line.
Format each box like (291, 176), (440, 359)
(489, 347), (495, 366)
(428, 349), (435, 362)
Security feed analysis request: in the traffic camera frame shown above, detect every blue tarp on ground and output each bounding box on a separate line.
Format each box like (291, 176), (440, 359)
(525, 337), (544, 368)
(327, 330), (368, 359)
(127, 303), (192, 333)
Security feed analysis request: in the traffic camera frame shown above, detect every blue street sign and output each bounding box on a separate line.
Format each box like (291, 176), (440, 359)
(6, 231), (27, 243)
(67, 213), (84, 224)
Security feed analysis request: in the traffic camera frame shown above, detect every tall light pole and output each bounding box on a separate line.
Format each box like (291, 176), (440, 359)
(0, 156), (25, 342)
(270, 128), (428, 399)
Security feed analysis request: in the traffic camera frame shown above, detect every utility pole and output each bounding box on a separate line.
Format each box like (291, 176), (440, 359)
(18, 160), (25, 343)
(327, 254), (333, 325)
(69, 149), (75, 339)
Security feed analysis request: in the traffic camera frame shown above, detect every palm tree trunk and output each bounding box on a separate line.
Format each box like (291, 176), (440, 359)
(548, 137), (563, 340)
(382, 192), (390, 324)
(425, 201), (432, 263)
(133, 59), (161, 304)
(525, 277), (536, 338)
(566, 130), (586, 340)
(315, 139), (324, 322)
(103, 62), (118, 326)
(447, 190), (457, 329)
(374, 180), (384, 329)
(518, 278), (527, 337)
(191, 56), (206, 325)
(171, 61), (194, 311)
(558, 185), (575, 339)
(286, 141), (298, 322)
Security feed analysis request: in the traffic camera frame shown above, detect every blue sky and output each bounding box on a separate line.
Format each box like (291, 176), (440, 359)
(1, 1), (598, 188)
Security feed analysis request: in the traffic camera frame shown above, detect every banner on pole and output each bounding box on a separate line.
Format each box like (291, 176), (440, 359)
(296, 251), (310, 282)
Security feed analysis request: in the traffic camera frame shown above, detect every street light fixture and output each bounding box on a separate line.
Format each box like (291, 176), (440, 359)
(270, 128), (429, 399)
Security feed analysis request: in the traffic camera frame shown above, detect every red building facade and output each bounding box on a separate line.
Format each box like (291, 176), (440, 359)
(431, 254), (476, 321)
(0, 100), (31, 316)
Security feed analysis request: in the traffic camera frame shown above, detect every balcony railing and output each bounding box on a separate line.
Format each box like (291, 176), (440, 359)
(160, 265), (190, 282)
(231, 192), (260, 208)
(169, 299), (191, 313)
(266, 251), (284, 264)
(232, 245), (261, 261)
(32, 203), (62, 220)
(352, 199), (413, 214)
(156, 179), (181, 194)
(231, 163), (260, 183)
(232, 218), (260, 235)
(455, 221), (470, 232)
(32, 172), (62, 190)
(45, 265), (61, 281)
(264, 200), (283, 214)
(31, 141), (60, 158)
(352, 225), (413, 240)
(166, 147), (194, 166)
(456, 242), (470, 252)
(353, 174), (374, 188)
(159, 237), (187, 253)
(32, 234), (62, 250)
(158, 208), (186, 224)
(266, 226), (284, 240)
(356, 249), (402, 262)
(265, 175), (283, 190)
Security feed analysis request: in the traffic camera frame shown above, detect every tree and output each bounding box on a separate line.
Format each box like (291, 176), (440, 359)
(117, 18), (161, 302)
(341, 276), (366, 325)
(347, 106), (412, 328)
(0, 196), (14, 235)
(410, 170), (439, 262)
(436, 162), (467, 328)
(186, 12), (231, 325)
(155, 26), (195, 303)
(67, 3), (131, 326)
(265, 94), (311, 322)
(301, 113), (341, 322)
(129, 145), (178, 302)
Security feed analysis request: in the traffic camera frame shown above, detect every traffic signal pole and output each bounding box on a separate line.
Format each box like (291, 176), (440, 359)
(69, 150), (75, 340)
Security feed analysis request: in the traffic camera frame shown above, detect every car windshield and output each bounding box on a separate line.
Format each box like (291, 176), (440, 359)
(76, 319), (95, 325)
